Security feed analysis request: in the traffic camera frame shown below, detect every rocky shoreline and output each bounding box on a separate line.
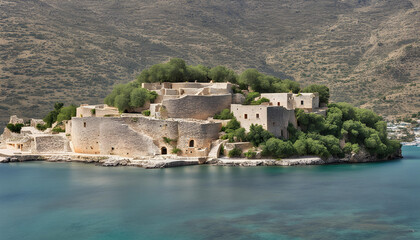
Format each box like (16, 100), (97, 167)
(0, 146), (403, 169)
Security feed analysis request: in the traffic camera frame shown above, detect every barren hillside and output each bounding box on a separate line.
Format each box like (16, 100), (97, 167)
(0, 0), (419, 128)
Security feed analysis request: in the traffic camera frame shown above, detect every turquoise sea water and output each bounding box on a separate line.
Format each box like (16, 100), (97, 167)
(0, 146), (419, 240)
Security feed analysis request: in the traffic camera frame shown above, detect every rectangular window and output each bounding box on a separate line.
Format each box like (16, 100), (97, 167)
(84, 122), (86, 128)
(277, 102), (280, 106)
(256, 114), (260, 119)
(301, 100), (304, 105)
(244, 114), (248, 119)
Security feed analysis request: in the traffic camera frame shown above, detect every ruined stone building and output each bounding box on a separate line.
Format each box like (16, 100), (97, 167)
(1, 81), (323, 159)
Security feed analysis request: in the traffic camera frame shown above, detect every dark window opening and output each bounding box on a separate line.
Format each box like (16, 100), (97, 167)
(111, 147), (114, 151)
(277, 102), (280, 106)
(256, 114), (260, 119)
(84, 122), (86, 128)
(189, 140), (195, 147)
(244, 114), (248, 119)
(161, 147), (167, 155)
(301, 100), (304, 105)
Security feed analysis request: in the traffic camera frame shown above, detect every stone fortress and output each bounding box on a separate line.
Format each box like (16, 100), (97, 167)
(0, 81), (323, 161)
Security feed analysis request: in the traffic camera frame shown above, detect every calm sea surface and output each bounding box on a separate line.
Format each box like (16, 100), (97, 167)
(0, 146), (419, 240)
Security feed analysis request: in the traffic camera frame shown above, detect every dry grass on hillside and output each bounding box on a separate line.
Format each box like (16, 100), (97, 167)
(0, 0), (419, 128)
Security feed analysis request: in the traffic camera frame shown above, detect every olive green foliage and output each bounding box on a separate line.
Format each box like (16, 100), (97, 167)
(6, 123), (24, 133)
(294, 102), (400, 158)
(302, 84), (330, 104)
(247, 124), (274, 147)
(171, 148), (182, 154)
(104, 82), (158, 112)
(42, 103), (76, 128)
(36, 124), (47, 131)
(262, 138), (295, 158)
(106, 58), (303, 112)
(244, 149), (257, 159)
(43, 102), (64, 127)
(91, 109), (96, 115)
(208, 65), (238, 83)
(163, 137), (176, 145)
(251, 97), (270, 105)
(238, 69), (300, 93)
(228, 147), (242, 158)
(243, 92), (261, 105)
(222, 128), (247, 142)
(225, 118), (241, 131)
(56, 105), (77, 123)
(214, 109), (234, 120)
(52, 126), (65, 133)
(142, 110), (151, 116)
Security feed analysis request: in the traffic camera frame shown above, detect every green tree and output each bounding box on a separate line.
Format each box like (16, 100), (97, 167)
(56, 105), (77, 123)
(262, 138), (295, 158)
(302, 84), (330, 104)
(209, 65), (237, 83)
(246, 124), (273, 147)
(130, 88), (149, 108)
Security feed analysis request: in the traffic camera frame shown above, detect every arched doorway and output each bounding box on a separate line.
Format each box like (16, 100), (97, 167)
(161, 147), (167, 155)
(189, 140), (195, 148)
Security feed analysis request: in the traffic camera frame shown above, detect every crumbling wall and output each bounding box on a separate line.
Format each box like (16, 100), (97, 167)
(33, 135), (71, 153)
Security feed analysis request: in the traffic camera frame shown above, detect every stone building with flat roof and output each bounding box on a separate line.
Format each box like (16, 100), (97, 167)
(231, 104), (297, 139)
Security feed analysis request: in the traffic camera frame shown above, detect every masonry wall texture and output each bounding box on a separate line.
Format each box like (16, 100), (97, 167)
(261, 93), (294, 109)
(231, 104), (296, 139)
(162, 95), (232, 120)
(293, 93), (319, 111)
(71, 116), (221, 158)
(33, 135), (70, 153)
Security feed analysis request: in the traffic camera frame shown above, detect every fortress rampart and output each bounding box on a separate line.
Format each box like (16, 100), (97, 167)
(71, 116), (221, 158)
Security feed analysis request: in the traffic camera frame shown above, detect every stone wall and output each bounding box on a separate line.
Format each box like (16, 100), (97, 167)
(177, 120), (221, 157)
(261, 93), (294, 109)
(9, 115), (24, 124)
(162, 95), (232, 120)
(231, 104), (269, 130)
(71, 116), (221, 158)
(30, 119), (45, 128)
(293, 93), (319, 111)
(33, 135), (71, 153)
(231, 104), (296, 139)
(266, 107), (297, 139)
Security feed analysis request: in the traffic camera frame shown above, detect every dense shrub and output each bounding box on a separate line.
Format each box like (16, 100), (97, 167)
(214, 109), (234, 119)
(247, 124), (274, 147)
(56, 105), (77, 123)
(171, 148), (182, 154)
(6, 123), (24, 133)
(302, 84), (330, 104)
(262, 138), (295, 158)
(36, 124), (47, 131)
(43, 102), (64, 127)
(104, 83), (157, 112)
(244, 149), (257, 159)
(52, 126), (65, 133)
(225, 118), (241, 131)
(142, 110), (151, 116)
(228, 147), (242, 158)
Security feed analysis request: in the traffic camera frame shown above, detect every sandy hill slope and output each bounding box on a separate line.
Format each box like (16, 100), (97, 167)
(0, 0), (419, 128)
